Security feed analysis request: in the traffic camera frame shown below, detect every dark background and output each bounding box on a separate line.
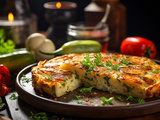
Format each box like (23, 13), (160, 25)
(27, 0), (160, 51)
(0, 0), (159, 50)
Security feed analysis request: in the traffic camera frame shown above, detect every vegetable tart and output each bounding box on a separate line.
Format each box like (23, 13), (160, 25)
(32, 53), (160, 98)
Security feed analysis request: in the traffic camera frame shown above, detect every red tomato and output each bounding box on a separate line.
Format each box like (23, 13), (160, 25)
(0, 64), (11, 86)
(0, 84), (11, 96)
(120, 37), (156, 59)
(0, 75), (5, 86)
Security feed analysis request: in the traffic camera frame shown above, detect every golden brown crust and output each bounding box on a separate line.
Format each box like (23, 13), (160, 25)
(31, 56), (81, 97)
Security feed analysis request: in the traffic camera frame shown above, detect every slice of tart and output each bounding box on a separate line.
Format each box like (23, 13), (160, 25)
(60, 53), (160, 99)
(31, 55), (81, 97)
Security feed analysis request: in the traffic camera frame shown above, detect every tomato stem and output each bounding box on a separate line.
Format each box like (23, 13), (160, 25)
(144, 46), (156, 58)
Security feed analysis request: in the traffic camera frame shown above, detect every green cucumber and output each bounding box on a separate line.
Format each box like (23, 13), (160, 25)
(0, 50), (35, 73)
(39, 40), (102, 55)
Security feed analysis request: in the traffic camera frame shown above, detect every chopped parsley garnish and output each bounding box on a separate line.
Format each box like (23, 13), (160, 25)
(29, 112), (48, 120)
(21, 74), (31, 86)
(52, 85), (55, 91)
(80, 53), (121, 72)
(106, 61), (113, 67)
(106, 61), (120, 71)
(138, 98), (145, 104)
(113, 56), (117, 61)
(94, 52), (104, 67)
(152, 69), (159, 73)
(46, 75), (54, 80)
(75, 95), (80, 100)
(9, 94), (18, 100)
(116, 74), (121, 83)
(112, 64), (120, 70)
(80, 53), (96, 72)
(74, 71), (79, 79)
(121, 58), (132, 65)
(100, 96), (114, 105)
(126, 93), (145, 104)
(143, 65), (149, 68)
(77, 100), (84, 104)
(126, 92), (136, 101)
(104, 76), (110, 87)
(62, 82), (65, 87)
(123, 83), (132, 92)
(79, 86), (94, 93)
(117, 96), (123, 101)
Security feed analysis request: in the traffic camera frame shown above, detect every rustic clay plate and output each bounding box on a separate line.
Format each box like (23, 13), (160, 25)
(16, 62), (160, 119)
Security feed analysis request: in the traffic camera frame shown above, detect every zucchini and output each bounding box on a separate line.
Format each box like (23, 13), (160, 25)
(0, 50), (35, 73)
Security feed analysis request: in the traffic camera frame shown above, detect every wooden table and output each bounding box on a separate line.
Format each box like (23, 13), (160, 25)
(1, 52), (160, 120)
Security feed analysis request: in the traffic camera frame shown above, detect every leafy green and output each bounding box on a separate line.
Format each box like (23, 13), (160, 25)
(21, 74), (31, 86)
(112, 64), (120, 70)
(106, 61), (113, 67)
(29, 112), (48, 120)
(79, 86), (94, 93)
(80, 53), (121, 72)
(0, 29), (5, 39)
(0, 29), (15, 55)
(75, 95), (80, 100)
(138, 98), (145, 104)
(123, 83), (132, 92)
(126, 93), (136, 101)
(121, 58), (132, 65)
(117, 96), (123, 101)
(100, 96), (114, 105)
(126, 93), (145, 104)
(0, 97), (5, 109)
(113, 56), (117, 61)
(80, 53), (96, 72)
(106, 61), (120, 71)
(143, 65), (149, 68)
(77, 100), (84, 104)
(152, 69), (159, 73)
(9, 94), (18, 100)
(104, 76), (110, 87)
(94, 52), (104, 66)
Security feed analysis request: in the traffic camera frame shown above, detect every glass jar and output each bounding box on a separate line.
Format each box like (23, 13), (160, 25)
(67, 22), (110, 53)
(84, 0), (126, 52)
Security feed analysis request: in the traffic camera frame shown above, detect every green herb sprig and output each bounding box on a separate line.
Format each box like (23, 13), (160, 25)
(152, 69), (159, 73)
(104, 76), (110, 87)
(21, 74), (31, 87)
(79, 86), (94, 93)
(80, 53), (96, 72)
(9, 94), (18, 100)
(138, 98), (145, 104)
(29, 112), (48, 120)
(100, 96), (114, 105)
(94, 52), (104, 67)
(117, 96), (124, 101)
(121, 58), (132, 65)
